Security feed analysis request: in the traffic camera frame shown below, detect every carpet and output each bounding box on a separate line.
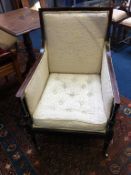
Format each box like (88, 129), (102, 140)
(0, 77), (131, 175)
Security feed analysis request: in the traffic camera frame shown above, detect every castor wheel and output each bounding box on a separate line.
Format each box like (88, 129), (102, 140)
(104, 153), (109, 158)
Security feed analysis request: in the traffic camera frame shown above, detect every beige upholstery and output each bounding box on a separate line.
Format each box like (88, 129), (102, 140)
(25, 49), (114, 132)
(120, 17), (131, 27)
(33, 73), (107, 132)
(43, 11), (108, 74)
(112, 9), (127, 22)
(101, 48), (114, 118)
(24, 10), (115, 132)
(25, 48), (49, 115)
(0, 30), (17, 49)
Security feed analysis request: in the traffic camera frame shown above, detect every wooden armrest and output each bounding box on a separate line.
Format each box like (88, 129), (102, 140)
(16, 53), (43, 99)
(106, 44), (120, 105)
(0, 48), (16, 59)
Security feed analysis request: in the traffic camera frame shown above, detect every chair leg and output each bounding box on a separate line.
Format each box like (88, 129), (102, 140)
(27, 128), (41, 152)
(31, 130), (41, 151)
(103, 128), (114, 158)
(5, 76), (9, 82)
(19, 99), (40, 151)
(12, 55), (23, 83)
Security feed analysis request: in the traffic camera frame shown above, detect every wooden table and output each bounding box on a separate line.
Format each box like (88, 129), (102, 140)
(0, 7), (40, 73)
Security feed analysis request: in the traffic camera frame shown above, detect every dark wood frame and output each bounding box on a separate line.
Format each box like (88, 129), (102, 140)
(16, 7), (120, 157)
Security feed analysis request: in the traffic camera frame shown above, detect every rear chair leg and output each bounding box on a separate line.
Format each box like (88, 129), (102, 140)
(29, 128), (41, 151)
(103, 128), (114, 158)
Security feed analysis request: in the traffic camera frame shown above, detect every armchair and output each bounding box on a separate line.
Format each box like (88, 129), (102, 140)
(16, 7), (120, 157)
(0, 30), (22, 83)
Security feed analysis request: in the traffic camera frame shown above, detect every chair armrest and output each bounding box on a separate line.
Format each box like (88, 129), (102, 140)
(16, 48), (49, 115)
(0, 48), (16, 59)
(16, 55), (42, 99)
(101, 43), (120, 119)
(106, 43), (120, 105)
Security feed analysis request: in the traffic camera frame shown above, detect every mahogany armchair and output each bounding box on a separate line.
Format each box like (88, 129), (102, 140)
(16, 7), (120, 157)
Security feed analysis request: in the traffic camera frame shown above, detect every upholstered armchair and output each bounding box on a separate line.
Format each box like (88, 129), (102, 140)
(0, 30), (17, 50)
(0, 30), (22, 82)
(16, 7), (120, 157)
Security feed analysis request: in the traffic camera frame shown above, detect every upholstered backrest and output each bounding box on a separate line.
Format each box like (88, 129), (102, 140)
(0, 30), (17, 49)
(42, 10), (109, 74)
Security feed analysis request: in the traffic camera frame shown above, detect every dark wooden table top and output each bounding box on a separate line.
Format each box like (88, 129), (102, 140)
(0, 7), (40, 36)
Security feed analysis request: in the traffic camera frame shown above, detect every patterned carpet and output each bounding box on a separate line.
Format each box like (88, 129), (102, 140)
(0, 55), (131, 174)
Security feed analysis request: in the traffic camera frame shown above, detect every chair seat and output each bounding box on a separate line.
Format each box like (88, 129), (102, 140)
(112, 9), (127, 22)
(120, 17), (131, 27)
(33, 73), (107, 132)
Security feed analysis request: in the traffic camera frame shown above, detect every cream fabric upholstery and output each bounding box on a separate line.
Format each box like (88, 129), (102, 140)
(101, 48), (114, 119)
(43, 11), (108, 74)
(25, 49), (49, 115)
(112, 9), (127, 22)
(120, 17), (131, 27)
(24, 10), (115, 133)
(31, 1), (41, 11)
(0, 30), (17, 49)
(33, 73), (107, 132)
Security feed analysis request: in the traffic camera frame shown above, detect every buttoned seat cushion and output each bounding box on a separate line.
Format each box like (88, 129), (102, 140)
(112, 9), (127, 22)
(33, 73), (107, 132)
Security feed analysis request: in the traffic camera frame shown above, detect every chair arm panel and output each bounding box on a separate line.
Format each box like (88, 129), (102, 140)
(16, 48), (49, 116)
(101, 43), (120, 120)
(101, 45), (114, 119)
(106, 44), (120, 105)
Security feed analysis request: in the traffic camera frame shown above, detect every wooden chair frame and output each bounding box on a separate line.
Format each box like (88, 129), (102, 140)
(16, 7), (120, 158)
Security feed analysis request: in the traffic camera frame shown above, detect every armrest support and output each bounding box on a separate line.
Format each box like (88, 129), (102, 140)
(106, 43), (120, 105)
(101, 43), (120, 119)
(16, 47), (49, 116)
(16, 54), (42, 99)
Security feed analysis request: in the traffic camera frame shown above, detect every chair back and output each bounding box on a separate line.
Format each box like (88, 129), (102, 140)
(40, 8), (112, 74)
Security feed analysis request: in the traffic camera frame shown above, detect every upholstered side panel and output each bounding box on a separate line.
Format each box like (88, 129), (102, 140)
(43, 11), (109, 74)
(101, 47), (114, 119)
(0, 30), (17, 49)
(25, 49), (49, 115)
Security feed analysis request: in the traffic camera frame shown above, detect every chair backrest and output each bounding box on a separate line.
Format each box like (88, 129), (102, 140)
(0, 30), (17, 49)
(40, 8), (112, 74)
